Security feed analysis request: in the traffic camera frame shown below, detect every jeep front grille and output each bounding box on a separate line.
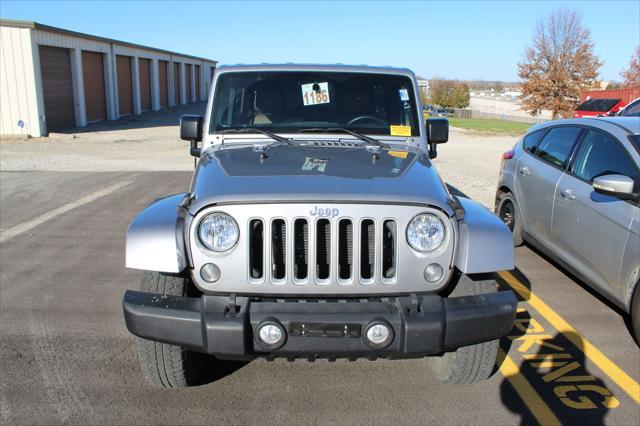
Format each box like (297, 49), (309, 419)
(190, 203), (455, 295)
(247, 217), (397, 285)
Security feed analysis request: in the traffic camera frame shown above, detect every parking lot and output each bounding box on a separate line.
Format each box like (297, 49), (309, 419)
(1, 107), (639, 425)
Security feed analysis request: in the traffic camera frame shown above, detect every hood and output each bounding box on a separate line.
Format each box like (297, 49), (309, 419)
(188, 145), (454, 215)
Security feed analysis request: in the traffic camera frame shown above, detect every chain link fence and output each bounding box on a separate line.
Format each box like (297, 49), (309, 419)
(450, 108), (548, 124)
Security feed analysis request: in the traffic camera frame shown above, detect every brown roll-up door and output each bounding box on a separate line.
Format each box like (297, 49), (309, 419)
(139, 58), (151, 111)
(39, 45), (75, 132)
(185, 64), (192, 103)
(195, 65), (201, 102)
(173, 62), (180, 104)
(158, 60), (168, 108)
(82, 51), (106, 122)
(116, 55), (133, 116)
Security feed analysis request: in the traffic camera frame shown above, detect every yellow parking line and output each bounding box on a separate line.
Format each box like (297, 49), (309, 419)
(499, 271), (640, 404)
(498, 348), (562, 425)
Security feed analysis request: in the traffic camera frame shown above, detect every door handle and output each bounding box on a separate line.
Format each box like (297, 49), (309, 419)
(519, 166), (530, 176)
(560, 189), (576, 200)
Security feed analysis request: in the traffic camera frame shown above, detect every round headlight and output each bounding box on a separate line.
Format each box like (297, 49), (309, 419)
(198, 212), (239, 252)
(407, 213), (445, 252)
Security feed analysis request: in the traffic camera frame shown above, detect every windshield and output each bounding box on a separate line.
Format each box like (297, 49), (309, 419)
(575, 98), (620, 112)
(210, 71), (420, 136)
(621, 99), (640, 117)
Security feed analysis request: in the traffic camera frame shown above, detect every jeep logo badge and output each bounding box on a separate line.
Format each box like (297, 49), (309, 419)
(309, 206), (339, 218)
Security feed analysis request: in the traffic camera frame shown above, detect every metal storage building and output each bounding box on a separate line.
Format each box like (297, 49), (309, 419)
(0, 19), (217, 137)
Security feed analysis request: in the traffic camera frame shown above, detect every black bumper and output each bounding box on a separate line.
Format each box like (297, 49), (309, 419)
(123, 290), (517, 360)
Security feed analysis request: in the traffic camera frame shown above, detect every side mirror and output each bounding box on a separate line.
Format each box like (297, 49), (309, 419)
(426, 118), (449, 159)
(593, 174), (638, 201)
(180, 115), (203, 158)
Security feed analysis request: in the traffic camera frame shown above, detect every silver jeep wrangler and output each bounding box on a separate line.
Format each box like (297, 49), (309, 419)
(123, 64), (517, 387)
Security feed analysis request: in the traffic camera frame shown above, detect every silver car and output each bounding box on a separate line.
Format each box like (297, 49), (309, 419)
(495, 117), (640, 342)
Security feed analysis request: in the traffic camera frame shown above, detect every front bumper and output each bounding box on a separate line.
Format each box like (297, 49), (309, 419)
(123, 290), (517, 360)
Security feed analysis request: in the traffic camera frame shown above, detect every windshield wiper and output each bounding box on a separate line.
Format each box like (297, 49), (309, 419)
(220, 128), (293, 145)
(300, 127), (388, 148)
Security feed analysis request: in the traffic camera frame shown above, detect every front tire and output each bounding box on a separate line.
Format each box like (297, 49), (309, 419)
(136, 271), (205, 387)
(428, 273), (500, 384)
(496, 191), (523, 247)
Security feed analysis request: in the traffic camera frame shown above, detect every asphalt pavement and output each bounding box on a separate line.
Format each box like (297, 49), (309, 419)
(1, 171), (638, 425)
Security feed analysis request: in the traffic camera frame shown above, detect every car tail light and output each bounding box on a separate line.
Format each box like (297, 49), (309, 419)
(500, 149), (515, 175)
(502, 149), (515, 160)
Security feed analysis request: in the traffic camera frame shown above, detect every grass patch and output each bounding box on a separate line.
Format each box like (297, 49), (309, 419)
(447, 117), (533, 136)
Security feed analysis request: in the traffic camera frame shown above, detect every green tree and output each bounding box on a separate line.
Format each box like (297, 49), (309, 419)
(430, 79), (469, 109)
(452, 83), (470, 108)
(420, 88), (429, 106)
(430, 79), (454, 108)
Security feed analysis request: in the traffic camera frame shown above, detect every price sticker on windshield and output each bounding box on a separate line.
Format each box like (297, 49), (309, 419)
(301, 82), (330, 106)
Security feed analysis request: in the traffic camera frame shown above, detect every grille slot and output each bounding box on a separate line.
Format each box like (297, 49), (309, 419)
(382, 220), (397, 280)
(316, 219), (331, 281)
(293, 219), (308, 280)
(271, 219), (286, 281)
(249, 219), (264, 280)
(360, 219), (375, 280)
(338, 219), (353, 281)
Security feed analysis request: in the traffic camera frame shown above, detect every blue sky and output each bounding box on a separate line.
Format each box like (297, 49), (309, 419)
(2, 1), (638, 82)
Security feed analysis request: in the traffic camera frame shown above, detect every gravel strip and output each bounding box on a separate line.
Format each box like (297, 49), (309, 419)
(1, 108), (520, 208)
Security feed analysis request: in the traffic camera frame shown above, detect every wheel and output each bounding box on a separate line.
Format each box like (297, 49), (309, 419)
(135, 271), (205, 387)
(631, 283), (640, 346)
(496, 191), (524, 246)
(428, 273), (500, 384)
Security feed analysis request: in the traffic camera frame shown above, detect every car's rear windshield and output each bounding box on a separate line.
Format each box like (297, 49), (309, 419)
(575, 98), (621, 112)
(210, 71), (420, 136)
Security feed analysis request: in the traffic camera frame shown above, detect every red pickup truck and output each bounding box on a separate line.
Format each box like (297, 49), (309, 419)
(575, 88), (640, 117)
(573, 98), (625, 117)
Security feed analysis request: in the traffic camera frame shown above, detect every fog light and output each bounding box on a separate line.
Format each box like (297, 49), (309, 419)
(201, 263), (220, 283)
(364, 321), (393, 349)
(424, 263), (443, 282)
(255, 321), (286, 350)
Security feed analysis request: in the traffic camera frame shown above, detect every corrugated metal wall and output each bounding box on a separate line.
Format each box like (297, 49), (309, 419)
(580, 88), (640, 104)
(0, 26), (42, 136)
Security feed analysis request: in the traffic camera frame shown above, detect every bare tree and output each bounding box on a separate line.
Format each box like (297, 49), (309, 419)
(621, 46), (640, 87)
(518, 10), (601, 119)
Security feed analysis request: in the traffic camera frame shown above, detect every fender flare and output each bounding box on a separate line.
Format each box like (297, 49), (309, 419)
(454, 197), (515, 274)
(126, 193), (187, 273)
